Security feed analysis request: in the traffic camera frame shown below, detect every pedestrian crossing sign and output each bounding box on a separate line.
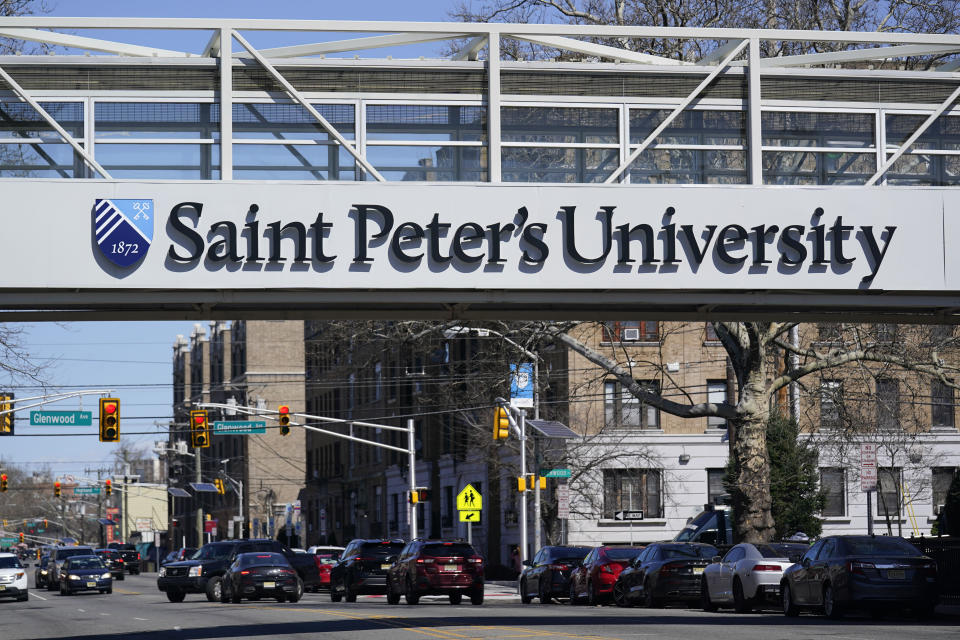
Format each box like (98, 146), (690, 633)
(456, 483), (482, 511)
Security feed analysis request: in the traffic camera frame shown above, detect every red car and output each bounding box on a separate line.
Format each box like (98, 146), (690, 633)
(308, 545), (344, 592)
(569, 546), (645, 605)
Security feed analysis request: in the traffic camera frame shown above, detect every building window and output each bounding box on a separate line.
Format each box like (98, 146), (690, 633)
(817, 323), (843, 343)
(876, 378), (900, 430)
(820, 379), (842, 430)
(706, 380), (727, 429)
(603, 469), (661, 519)
(877, 467), (901, 518)
(874, 323), (897, 344)
(704, 322), (721, 343)
(706, 468), (727, 505)
(820, 468), (846, 517)
(932, 468), (958, 515)
(604, 380), (660, 429)
(932, 380), (955, 428)
(762, 111), (875, 185)
(602, 321), (659, 343)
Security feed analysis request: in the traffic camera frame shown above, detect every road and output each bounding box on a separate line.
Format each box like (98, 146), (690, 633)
(6, 573), (957, 640)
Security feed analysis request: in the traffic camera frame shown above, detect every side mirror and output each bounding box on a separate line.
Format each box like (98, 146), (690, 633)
(711, 555), (722, 563)
(801, 557), (811, 568)
(522, 560), (532, 567)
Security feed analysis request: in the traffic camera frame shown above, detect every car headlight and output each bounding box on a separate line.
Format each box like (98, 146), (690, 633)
(188, 565), (202, 577)
(101, 573), (112, 579)
(40, 570), (48, 575)
(159, 567), (166, 577)
(68, 574), (81, 580)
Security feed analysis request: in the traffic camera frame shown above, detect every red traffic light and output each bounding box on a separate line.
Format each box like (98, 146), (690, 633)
(279, 405), (289, 414)
(103, 402), (117, 414)
(194, 413), (206, 425)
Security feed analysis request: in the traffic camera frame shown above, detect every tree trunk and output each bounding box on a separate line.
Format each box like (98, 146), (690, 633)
(730, 366), (776, 543)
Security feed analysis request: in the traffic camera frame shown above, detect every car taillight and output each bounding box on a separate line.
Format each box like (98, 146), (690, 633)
(280, 569), (296, 575)
(920, 562), (937, 578)
(752, 564), (782, 572)
(416, 558), (435, 564)
(136, 553), (141, 560)
(468, 557), (483, 564)
(660, 562), (684, 574)
(847, 561), (876, 575)
(241, 570), (250, 575)
(354, 557), (373, 562)
(548, 564), (570, 571)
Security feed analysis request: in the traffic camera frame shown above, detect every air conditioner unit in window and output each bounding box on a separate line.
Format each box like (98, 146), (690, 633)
(622, 328), (640, 341)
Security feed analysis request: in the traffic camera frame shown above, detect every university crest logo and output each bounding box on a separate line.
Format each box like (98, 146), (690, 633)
(94, 198), (153, 268)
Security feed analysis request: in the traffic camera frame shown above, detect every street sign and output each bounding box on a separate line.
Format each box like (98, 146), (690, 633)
(614, 510), (644, 521)
(557, 484), (570, 519)
(0, 537), (17, 546)
(30, 410), (92, 426)
(510, 363), (534, 408)
(456, 484), (482, 511)
(459, 510), (481, 522)
(135, 517), (153, 532)
(541, 468), (571, 478)
(73, 486), (101, 495)
(213, 420), (266, 435)
(861, 443), (878, 491)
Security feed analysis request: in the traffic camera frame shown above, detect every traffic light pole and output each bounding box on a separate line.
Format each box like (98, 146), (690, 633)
(195, 447), (203, 547)
(408, 418), (417, 540)
(519, 408), (528, 565)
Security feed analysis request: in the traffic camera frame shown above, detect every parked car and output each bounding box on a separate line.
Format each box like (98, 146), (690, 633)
(34, 555), (50, 589)
(569, 546), (645, 606)
(674, 505), (733, 546)
(386, 539), (484, 605)
(46, 546), (96, 591)
(158, 539), (317, 603)
(94, 549), (125, 581)
(307, 546), (344, 592)
(58, 555), (112, 596)
(219, 552), (302, 604)
(518, 545), (592, 604)
(0, 552), (29, 601)
(329, 539), (405, 602)
(614, 542), (717, 607)
(701, 542), (807, 612)
(781, 535), (939, 619)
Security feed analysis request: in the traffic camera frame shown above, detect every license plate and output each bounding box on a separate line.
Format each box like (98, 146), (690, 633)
(693, 567), (704, 575)
(263, 581), (275, 589)
(886, 570), (905, 580)
(441, 565), (461, 572)
(0, 585), (6, 591)
(86, 581), (96, 587)
(381, 564), (391, 570)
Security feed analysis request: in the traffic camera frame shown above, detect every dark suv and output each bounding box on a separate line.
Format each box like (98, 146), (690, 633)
(108, 543), (141, 575)
(329, 539), (405, 602)
(157, 539), (318, 603)
(386, 540), (484, 605)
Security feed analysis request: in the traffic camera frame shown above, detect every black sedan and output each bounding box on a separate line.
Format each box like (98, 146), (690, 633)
(519, 545), (592, 604)
(58, 555), (112, 595)
(781, 535), (939, 619)
(220, 552), (302, 604)
(614, 542), (717, 607)
(34, 556), (50, 589)
(95, 549), (125, 581)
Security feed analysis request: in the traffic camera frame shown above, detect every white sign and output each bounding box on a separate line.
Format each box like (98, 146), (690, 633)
(557, 484), (570, 519)
(135, 517), (153, 532)
(0, 183), (952, 296)
(861, 443), (878, 491)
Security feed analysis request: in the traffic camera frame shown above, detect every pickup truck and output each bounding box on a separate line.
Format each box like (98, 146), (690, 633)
(108, 543), (141, 575)
(156, 539), (319, 602)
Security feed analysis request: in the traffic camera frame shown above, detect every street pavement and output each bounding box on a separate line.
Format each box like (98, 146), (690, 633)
(3, 573), (957, 640)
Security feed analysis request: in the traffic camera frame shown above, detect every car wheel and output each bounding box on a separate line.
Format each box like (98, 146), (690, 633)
(733, 578), (752, 614)
(344, 581), (357, 603)
(587, 580), (597, 606)
(614, 581), (629, 608)
(166, 589), (186, 603)
(386, 579), (401, 605)
(276, 595), (286, 603)
(701, 578), (718, 612)
(538, 577), (552, 604)
(330, 584), (343, 602)
(519, 579), (532, 605)
(782, 582), (799, 617)
(470, 589), (484, 606)
(106, 588), (113, 595)
(449, 591), (462, 605)
(822, 583), (843, 620)
(642, 579), (661, 608)
(18, 592), (28, 602)
(288, 588), (301, 604)
(117, 574), (124, 581)
(405, 578), (420, 605)
(205, 576), (222, 602)
(294, 579), (304, 602)
(47, 579), (56, 592)
(568, 581), (580, 605)
(220, 580), (230, 603)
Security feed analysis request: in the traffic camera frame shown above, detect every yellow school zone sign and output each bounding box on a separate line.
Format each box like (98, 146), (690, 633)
(456, 484), (482, 511)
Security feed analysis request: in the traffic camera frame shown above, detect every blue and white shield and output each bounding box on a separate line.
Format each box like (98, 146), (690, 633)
(93, 198), (153, 268)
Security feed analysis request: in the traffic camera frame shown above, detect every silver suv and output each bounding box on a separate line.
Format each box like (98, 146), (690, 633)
(46, 546), (95, 591)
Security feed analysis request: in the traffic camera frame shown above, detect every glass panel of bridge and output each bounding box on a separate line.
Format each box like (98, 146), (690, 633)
(0, 101), (84, 177)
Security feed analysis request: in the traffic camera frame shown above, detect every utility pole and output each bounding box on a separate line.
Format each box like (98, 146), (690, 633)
(195, 446), (203, 546)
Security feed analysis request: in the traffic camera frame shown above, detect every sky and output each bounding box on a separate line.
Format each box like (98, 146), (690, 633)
(0, 0), (459, 484)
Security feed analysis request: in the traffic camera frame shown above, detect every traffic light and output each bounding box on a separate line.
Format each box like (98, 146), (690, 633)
(104, 479), (112, 497)
(417, 489), (430, 502)
(538, 476), (547, 490)
(278, 405), (291, 436)
(214, 478), (225, 495)
(19, 533), (23, 544)
(190, 410), (210, 448)
(99, 397), (120, 442)
(43, 519), (47, 528)
(0, 474), (7, 492)
(54, 481), (61, 498)
(517, 476), (526, 492)
(409, 490), (419, 504)
(0, 393), (14, 436)
(494, 406), (510, 440)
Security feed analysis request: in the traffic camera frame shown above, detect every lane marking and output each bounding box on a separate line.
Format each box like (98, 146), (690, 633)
(30, 592), (47, 601)
(113, 588), (142, 595)
(77, 608), (85, 612)
(134, 617), (149, 621)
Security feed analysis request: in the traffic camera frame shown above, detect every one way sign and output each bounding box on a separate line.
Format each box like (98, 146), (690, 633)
(614, 510), (644, 521)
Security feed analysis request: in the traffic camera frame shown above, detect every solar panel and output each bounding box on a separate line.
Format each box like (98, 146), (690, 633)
(97, 518), (117, 526)
(167, 487), (191, 497)
(189, 482), (219, 493)
(527, 419), (579, 439)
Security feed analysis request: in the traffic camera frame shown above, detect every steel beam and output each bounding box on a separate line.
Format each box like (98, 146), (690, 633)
(0, 27), (193, 57)
(234, 32), (464, 58)
(453, 35), (487, 61)
(509, 34), (686, 65)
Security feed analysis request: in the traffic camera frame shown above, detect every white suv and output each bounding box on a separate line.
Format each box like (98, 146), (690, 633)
(0, 552), (28, 601)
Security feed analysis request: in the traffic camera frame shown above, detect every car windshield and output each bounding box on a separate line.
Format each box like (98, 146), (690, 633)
(239, 553), (289, 568)
(0, 557), (23, 569)
(314, 552), (339, 560)
(194, 544), (232, 560)
(58, 548), (93, 560)
(674, 512), (717, 542)
(757, 544), (808, 562)
(422, 543), (476, 557)
(603, 548), (643, 561)
(359, 542), (404, 558)
(68, 557), (104, 570)
(661, 545), (717, 559)
(841, 537), (919, 557)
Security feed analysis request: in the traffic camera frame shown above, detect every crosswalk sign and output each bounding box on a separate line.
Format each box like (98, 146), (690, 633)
(456, 484), (482, 511)
(459, 510), (481, 523)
